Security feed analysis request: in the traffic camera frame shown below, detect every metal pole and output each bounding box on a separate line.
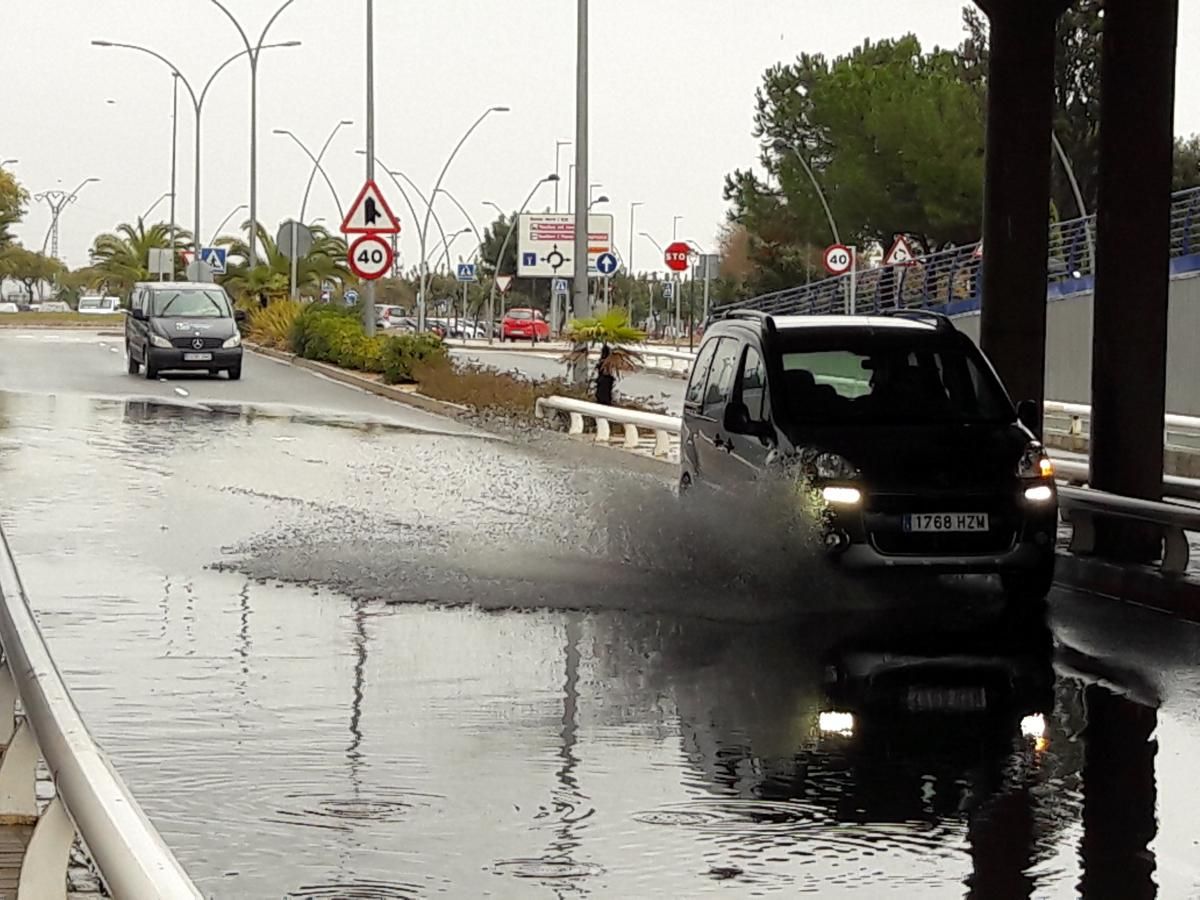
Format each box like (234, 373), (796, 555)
(783, 140), (840, 245)
(249, 55), (258, 269)
(555, 140), (570, 213)
(628, 202), (641, 280)
(570, 0), (589, 383)
(673, 276), (681, 349)
(702, 258), (711, 322)
(848, 246), (857, 315)
(194, 102), (202, 259)
(362, 0), (376, 336)
(169, 75), (178, 280)
(1051, 129), (1095, 270)
(289, 219), (298, 299)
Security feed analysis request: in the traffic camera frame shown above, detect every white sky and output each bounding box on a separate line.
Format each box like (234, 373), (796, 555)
(5, 1), (1200, 271)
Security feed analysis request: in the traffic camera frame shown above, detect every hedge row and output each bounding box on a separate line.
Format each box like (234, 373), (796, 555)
(289, 304), (447, 384)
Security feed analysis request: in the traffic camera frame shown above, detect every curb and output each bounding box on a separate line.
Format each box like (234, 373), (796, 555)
(246, 344), (470, 419)
(1054, 552), (1200, 623)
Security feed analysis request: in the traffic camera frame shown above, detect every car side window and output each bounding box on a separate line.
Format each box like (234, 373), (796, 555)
(738, 345), (767, 422)
(131, 290), (143, 313)
(702, 339), (740, 419)
(685, 339), (720, 407)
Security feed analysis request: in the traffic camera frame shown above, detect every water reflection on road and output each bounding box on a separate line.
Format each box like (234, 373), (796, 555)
(0, 389), (1196, 898)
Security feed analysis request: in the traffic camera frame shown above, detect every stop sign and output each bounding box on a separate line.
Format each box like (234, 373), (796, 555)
(664, 241), (690, 273)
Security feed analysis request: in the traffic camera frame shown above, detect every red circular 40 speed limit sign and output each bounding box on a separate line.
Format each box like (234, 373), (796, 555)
(822, 243), (854, 276)
(664, 241), (691, 273)
(347, 234), (394, 280)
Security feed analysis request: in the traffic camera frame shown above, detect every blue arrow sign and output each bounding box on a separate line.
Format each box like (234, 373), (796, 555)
(456, 263), (478, 283)
(199, 246), (227, 275)
(596, 252), (618, 276)
(344, 289), (359, 306)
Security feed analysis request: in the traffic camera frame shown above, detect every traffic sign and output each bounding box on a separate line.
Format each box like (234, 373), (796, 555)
(823, 244), (854, 276)
(347, 234), (394, 280)
(320, 289), (331, 302)
(972, 241), (984, 260)
(883, 236), (918, 267)
(344, 289), (359, 306)
(664, 241), (690, 273)
(596, 252), (618, 276)
(277, 221), (314, 260)
(456, 262), (478, 283)
(516, 213), (615, 278)
(496, 275), (514, 293)
(662, 281), (676, 300)
(552, 278), (569, 295)
(340, 180), (401, 235)
(199, 246), (227, 275)
(185, 259), (214, 283)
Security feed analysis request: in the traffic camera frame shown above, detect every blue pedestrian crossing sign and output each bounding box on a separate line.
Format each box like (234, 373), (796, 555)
(662, 281), (676, 300)
(199, 246), (227, 275)
(456, 262), (478, 283)
(344, 289), (359, 306)
(552, 278), (569, 295)
(596, 252), (618, 276)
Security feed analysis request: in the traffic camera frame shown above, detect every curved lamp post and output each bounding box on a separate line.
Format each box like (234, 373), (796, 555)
(274, 123), (352, 223)
(433, 188), (485, 260)
(486, 173), (558, 344)
(416, 106), (509, 331)
(92, 39), (299, 259)
(208, 0), (301, 270)
(141, 192), (172, 222)
(209, 204), (247, 247)
(36, 178), (100, 257)
(773, 139), (840, 245)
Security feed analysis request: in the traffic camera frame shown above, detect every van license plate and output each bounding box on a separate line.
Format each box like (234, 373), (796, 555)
(906, 686), (988, 712)
(183, 352), (212, 361)
(903, 513), (988, 532)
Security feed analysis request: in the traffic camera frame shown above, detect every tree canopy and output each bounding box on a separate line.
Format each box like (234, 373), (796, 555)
(217, 220), (352, 302)
(88, 218), (191, 297)
(0, 166), (28, 251)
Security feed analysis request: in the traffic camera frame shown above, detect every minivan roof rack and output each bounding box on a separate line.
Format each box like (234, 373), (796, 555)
(716, 308), (777, 333)
(878, 309), (956, 332)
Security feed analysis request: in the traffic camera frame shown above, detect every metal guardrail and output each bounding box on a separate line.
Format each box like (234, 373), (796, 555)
(0, 524), (202, 899)
(534, 395), (680, 458)
(1044, 401), (1200, 453)
(717, 186), (1200, 318)
(1059, 486), (1200, 575)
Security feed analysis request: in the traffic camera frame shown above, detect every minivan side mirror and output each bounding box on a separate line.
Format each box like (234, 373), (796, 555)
(723, 401), (771, 440)
(131, 307), (147, 321)
(1016, 399), (1039, 431)
(234, 309), (247, 323)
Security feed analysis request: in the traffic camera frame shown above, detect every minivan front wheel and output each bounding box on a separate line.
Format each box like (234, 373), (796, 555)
(126, 345), (140, 375)
(143, 352), (158, 380)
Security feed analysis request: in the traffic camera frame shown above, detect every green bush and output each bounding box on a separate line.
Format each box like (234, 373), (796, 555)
(290, 303), (358, 358)
(381, 333), (448, 384)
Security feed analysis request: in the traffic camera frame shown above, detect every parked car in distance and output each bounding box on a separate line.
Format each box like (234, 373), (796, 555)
(680, 309), (1058, 609)
(501, 308), (550, 342)
(0, 303), (18, 314)
(78, 295), (122, 314)
(39, 301), (71, 312)
(125, 282), (245, 380)
(376, 305), (408, 329)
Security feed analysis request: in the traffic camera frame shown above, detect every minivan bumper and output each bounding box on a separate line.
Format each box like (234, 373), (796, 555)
(835, 539), (1051, 573)
(148, 346), (242, 371)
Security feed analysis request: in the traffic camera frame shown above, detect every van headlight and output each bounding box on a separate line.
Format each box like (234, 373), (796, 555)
(222, 333), (241, 348)
(1018, 443), (1054, 479)
(149, 333), (172, 348)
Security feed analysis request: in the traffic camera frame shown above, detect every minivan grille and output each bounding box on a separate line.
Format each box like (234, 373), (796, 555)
(170, 336), (224, 349)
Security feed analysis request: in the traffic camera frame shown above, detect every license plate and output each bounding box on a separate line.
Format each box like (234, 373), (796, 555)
(903, 512), (989, 532)
(183, 352), (212, 361)
(905, 686), (988, 712)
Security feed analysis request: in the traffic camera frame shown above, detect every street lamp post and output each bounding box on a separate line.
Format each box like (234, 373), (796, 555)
(168, 74), (178, 280)
(209, 204), (247, 246)
(416, 106), (510, 332)
(93, 40), (299, 270)
(209, 0), (300, 271)
(571, 0), (589, 383)
(672, 215), (683, 241)
(35, 178), (100, 258)
(359, 152), (453, 289)
(554, 140), (571, 212)
(1051, 130), (1095, 270)
(487, 174), (558, 345)
(433, 188), (485, 260)
(141, 192), (172, 222)
(274, 122), (353, 224)
(628, 201), (643, 279)
(432, 228), (470, 274)
(0, 160), (16, 168)
(588, 194), (609, 210)
(774, 139), (840, 245)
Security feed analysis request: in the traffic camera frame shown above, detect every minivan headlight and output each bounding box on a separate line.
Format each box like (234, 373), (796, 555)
(222, 332), (241, 348)
(149, 333), (172, 348)
(1018, 443), (1054, 479)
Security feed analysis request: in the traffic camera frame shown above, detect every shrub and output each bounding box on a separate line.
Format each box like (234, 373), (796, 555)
(247, 299), (303, 350)
(381, 333), (448, 384)
(290, 303), (357, 358)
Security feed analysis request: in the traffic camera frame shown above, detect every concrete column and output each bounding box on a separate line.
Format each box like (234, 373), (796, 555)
(1089, 0), (1179, 556)
(974, 0), (1071, 436)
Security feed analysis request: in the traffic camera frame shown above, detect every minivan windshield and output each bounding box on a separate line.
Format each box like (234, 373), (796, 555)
(774, 332), (1013, 426)
(150, 289), (231, 318)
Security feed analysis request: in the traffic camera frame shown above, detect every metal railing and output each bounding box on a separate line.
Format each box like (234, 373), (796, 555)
(0, 524), (202, 899)
(1044, 401), (1200, 454)
(718, 186), (1200, 318)
(1059, 486), (1200, 576)
(534, 395), (679, 458)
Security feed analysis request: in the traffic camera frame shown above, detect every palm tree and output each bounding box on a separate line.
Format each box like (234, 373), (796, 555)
(217, 221), (354, 304)
(89, 219), (191, 296)
(562, 309), (647, 404)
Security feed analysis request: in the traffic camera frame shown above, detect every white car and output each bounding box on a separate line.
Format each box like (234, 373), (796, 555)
(39, 301), (70, 312)
(77, 295), (122, 314)
(0, 303), (18, 314)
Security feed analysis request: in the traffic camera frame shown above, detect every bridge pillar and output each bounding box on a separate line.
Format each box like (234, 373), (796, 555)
(974, 0), (1071, 436)
(1090, 0), (1179, 559)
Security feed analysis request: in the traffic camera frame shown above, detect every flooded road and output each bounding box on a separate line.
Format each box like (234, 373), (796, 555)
(1, 331), (1198, 898)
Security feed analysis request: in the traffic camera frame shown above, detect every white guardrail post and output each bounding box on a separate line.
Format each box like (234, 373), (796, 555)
(535, 395), (681, 458)
(0, 525), (202, 899)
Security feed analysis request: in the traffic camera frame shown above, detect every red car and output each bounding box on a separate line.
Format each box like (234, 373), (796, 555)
(501, 308), (550, 342)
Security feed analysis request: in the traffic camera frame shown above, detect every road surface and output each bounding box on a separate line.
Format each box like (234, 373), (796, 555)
(0, 329), (1197, 898)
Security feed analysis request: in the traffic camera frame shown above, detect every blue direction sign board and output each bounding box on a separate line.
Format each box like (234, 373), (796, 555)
(344, 289), (359, 306)
(456, 262), (478, 283)
(662, 281), (676, 300)
(596, 252), (618, 276)
(199, 246), (227, 275)
(552, 278), (569, 295)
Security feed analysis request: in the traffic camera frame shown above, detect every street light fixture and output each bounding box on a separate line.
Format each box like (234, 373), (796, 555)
(487, 173), (559, 344)
(1, 160), (16, 168)
(483, 201), (505, 218)
(274, 121), (353, 224)
(640, 232), (664, 254)
(588, 194), (609, 210)
(209, 204), (248, 246)
(92, 39), (298, 260)
(208, 0), (302, 270)
(416, 105), (510, 331)
(141, 192), (172, 222)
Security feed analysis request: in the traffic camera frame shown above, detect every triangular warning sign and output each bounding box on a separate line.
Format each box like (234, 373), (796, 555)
(884, 235), (918, 266)
(340, 180), (401, 235)
(972, 240), (984, 259)
(496, 275), (514, 293)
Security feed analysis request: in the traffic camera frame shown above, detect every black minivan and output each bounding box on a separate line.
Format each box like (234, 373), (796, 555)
(126, 282), (245, 380)
(680, 310), (1058, 604)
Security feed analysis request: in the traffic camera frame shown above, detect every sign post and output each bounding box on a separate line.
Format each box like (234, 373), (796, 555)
(823, 243), (857, 315)
(278, 220), (314, 300)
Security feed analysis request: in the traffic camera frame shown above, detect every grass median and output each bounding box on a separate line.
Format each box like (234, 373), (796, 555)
(0, 312), (126, 327)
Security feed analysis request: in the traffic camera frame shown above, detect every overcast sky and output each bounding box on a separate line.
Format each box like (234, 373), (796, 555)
(6, 1), (1200, 272)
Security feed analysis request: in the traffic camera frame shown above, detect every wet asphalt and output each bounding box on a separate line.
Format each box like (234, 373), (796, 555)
(0, 329), (1198, 899)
